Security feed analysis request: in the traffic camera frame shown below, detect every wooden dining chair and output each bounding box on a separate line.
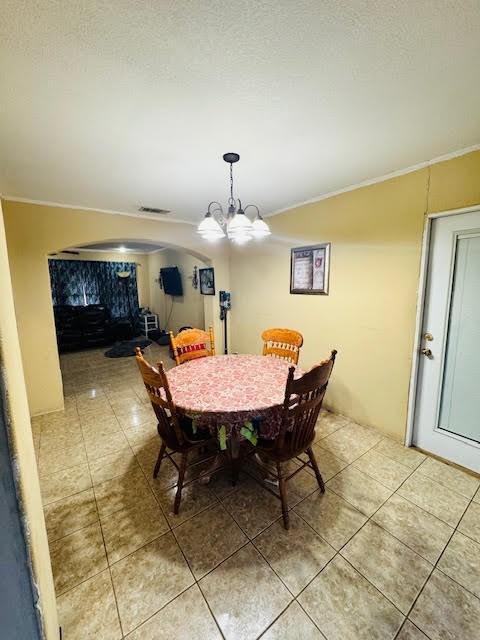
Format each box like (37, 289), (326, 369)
(169, 326), (215, 365)
(247, 350), (337, 529)
(135, 347), (220, 514)
(261, 328), (304, 365)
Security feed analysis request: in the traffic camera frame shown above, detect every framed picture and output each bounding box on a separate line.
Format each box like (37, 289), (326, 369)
(199, 267), (215, 295)
(290, 243), (330, 295)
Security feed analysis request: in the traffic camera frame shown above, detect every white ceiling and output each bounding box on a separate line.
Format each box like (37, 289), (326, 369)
(1, 1), (479, 224)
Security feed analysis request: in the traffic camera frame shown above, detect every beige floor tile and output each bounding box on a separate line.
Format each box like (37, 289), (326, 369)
(84, 432), (130, 461)
(80, 417), (123, 440)
(124, 584), (222, 639)
(44, 488), (99, 542)
(101, 501), (169, 564)
(327, 466), (392, 516)
(320, 422), (382, 462)
(261, 602), (325, 640)
(311, 445), (349, 481)
(410, 569), (480, 640)
(437, 531), (480, 598)
(38, 409), (80, 429)
(287, 467), (321, 505)
(40, 463), (92, 505)
(398, 470), (469, 527)
(75, 387), (105, 400)
(116, 407), (153, 429)
(373, 438), (425, 470)
(104, 388), (138, 404)
(254, 511), (335, 595)
(90, 448), (140, 485)
(341, 521), (432, 614)
(57, 570), (121, 640)
(122, 420), (158, 447)
(458, 500), (480, 543)
(38, 442), (87, 476)
(77, 398), (113, 416)
(417, 457), (480, 499)
(220, 477), (283, 538)
(50, 523), (107, 595)
(314, 411), (349, 440)
(39, 423), (84, 451)
(294, 489), (367, 550)
(199, 543), (292, 640)
(111, 532), (194, 635)
(80, 412), (118, 430)
(352, 449), (412, 490)
(207, 467), (243, 500)
(174, 503), (247, 578)
(299, 555), (404, 640)
(396, 620), (429, 640)
(474, 488), (480, 504)
(110, 397), (144, 415)
(158, 481), (218, 527)
(94, 467), (157, 518)
(372, 493), (453, 564)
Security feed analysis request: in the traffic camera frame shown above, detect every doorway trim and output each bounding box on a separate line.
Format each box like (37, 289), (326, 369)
(405, 204), (480, 447)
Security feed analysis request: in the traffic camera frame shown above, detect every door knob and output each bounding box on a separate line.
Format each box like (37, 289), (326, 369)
(420, 348), (432, 357)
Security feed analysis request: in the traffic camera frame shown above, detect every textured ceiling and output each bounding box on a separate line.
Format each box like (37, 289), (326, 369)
(1, 1), (480, 224)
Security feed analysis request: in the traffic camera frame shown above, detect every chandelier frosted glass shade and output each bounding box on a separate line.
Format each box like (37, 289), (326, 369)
(251, 216), (271, 238)
(227, 211), (254, 239)
(197, 153), (271, 244)
(197, 212), (225, 240)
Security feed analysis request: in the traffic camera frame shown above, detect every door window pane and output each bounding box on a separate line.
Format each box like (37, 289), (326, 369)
(438, 234), (480, 443)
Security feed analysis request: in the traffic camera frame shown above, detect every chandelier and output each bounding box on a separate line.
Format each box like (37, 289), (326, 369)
(197, 152), (271, 244)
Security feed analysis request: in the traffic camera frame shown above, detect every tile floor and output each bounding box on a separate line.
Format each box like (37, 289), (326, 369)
(32, 345), (480, 639)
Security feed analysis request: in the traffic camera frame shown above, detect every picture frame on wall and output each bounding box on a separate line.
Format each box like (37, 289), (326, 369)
(199, 267), (215, 295)
(290, 243), (331, 295)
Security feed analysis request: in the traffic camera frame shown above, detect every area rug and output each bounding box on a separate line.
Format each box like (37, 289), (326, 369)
(104, 337), (151, 358)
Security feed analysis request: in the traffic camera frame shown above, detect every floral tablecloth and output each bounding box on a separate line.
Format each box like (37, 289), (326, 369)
(166, 354), (300, 441)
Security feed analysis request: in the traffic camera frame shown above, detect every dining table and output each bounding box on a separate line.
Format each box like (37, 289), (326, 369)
(166, 353), (301, 448)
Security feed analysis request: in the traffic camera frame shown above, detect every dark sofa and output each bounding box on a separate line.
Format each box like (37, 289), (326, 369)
(53, 304), (114, 352)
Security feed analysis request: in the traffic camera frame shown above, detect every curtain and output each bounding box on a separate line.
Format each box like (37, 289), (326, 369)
(48, 259), (139, 318)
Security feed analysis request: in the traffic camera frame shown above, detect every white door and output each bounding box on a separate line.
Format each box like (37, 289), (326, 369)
(413, 209), (480, 472)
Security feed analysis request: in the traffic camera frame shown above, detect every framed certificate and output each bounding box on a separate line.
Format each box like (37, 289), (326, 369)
(290, 243), (330, 295)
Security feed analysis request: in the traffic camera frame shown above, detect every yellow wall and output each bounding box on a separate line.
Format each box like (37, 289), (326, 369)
(148, 249), (207, 333)
(2, 201), (230, 416)
(0, 202), (58, 638)
(52, 250), (150, 308)
(231, 150), (480, 441)
(3, 150), (479, 436)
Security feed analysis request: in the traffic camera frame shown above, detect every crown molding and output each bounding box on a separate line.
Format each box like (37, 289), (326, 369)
(0, 196), (195, 226)
(267, 143), (480, 218)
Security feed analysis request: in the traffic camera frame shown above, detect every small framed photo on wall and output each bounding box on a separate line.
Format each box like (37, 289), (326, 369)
(199, 267), (215, 295)
(290, 243), (330, 295)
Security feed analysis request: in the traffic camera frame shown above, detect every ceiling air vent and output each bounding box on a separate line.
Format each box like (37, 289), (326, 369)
(138, 206), (170, 215)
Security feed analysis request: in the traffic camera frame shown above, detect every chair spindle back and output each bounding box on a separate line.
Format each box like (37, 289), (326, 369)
(261, 328), (304, 365)
(277, 350), (337, 453)
(170, 326), (215, 365)
(135, 347), (185, 447)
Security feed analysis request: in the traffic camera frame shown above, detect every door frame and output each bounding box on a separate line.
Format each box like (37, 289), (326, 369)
(405, 204), (480, 447)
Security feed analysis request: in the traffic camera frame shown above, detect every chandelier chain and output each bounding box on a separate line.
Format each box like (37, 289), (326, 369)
(229, 163), (234, 202)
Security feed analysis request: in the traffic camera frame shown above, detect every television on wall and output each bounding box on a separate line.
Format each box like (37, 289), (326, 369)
(160, 267), (183, 296)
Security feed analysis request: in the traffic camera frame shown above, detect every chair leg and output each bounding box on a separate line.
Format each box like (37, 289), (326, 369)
(174, 452), (188, 515)
(153, 441), (167, 479)
(306, 446), (325, 493)
(276, 462), (290, 530)
(229, 437), (241, 486)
